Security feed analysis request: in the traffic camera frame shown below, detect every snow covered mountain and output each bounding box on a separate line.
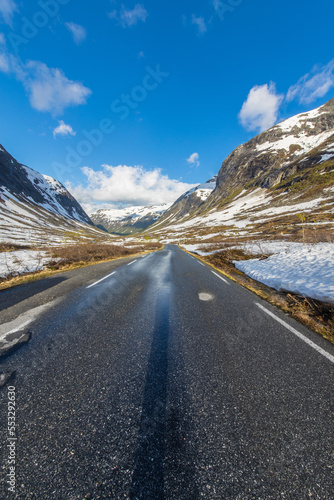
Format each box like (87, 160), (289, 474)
(207, 97), (334, 208)
(184, 177), (217, 201)
(147, 99), (334, 241)
(89, 203), (172, 234)
(0, 144), (104, 246)
(152, 177), (217, 227)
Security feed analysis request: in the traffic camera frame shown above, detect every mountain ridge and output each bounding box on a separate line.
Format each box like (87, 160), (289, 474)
(209, 98), (334, 207)
(0, 144), (106, 246)
(146, 99), (334, 241)
(0, 144), (92, 225)
(151, 177), (217, 228)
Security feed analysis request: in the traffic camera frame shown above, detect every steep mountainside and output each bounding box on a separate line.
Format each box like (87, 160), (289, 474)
(0, 144), (91, 224)
(0, 144), (106, 246)
(90, 203), (171, 234)
(147, 99), (334, 242)
(209, 98), (334, 207)
(152, 177), (217, 228)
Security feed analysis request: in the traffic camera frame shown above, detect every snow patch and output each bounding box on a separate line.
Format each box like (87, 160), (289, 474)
(256, 130), (334, 156)
(90, 203), (171, 222)
(235, 243), (334, 303)
(277, 107), (322, 132)
(0, 250), (53, 278)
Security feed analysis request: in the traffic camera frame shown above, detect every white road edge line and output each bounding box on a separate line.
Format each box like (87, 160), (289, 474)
(0, 300), (59, 340)
(212, 271), (230, 285)
(87, 271), (116, 289)
(256, 303), (334, 365)
(197, 261), (205, 266)
(127, 259), (137, 266)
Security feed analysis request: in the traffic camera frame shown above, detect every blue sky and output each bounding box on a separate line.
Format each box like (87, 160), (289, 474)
(0, 0), (334, 211)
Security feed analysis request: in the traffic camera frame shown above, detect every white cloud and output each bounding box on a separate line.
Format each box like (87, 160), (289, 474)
(0, 50), (91, 114)
(186, 152), (200, 167)
(67, 164), (196, 206)
(191, 15), (207, 35)
(121, 4), (148, 26)
(286, 59), (334, 105)
(0, 33), (6, 45)
(53, 120), (76, 138)
(0, 0), (18, 27)
(109, 4), (148, 27)
(239, 83), (284, 132)
(80, 202), (114, 216)
(65, 22), (87, 45)
(6, 58), (91, 115)
(23, 61), (92, 115)
(239, 59), (334, 134)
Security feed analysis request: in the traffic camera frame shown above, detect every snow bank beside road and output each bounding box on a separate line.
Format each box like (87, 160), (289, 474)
(235, 243), (334, 303)
(0, 250), (51, 278)
(180, 244), (217, 256)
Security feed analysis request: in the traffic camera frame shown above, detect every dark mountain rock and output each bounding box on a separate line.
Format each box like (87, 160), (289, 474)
(208, 98), (334, 208)
(0, 144), (92, 225)
(155, 177), (217, 225)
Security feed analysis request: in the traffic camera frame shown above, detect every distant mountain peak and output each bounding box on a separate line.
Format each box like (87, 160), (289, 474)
(148, 176), (217, 227)
(90, 203), (172, 234)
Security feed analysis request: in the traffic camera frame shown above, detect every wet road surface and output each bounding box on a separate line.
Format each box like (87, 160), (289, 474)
(0, 245), (333, 499)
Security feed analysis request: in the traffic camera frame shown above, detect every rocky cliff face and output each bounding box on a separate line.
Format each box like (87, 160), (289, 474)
(154, 177), (217, 227)
(208, 98), (334, 207)
(0, 144), (104, 246)
(0, 144), (92, 225)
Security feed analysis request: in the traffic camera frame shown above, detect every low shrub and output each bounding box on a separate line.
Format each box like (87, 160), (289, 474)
(48, 242), (163, 268)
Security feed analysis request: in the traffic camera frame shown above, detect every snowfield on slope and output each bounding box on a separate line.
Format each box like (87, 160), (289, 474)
(234, 243), (334, 303)
(87, 203), (172, 221)
(0, 187), (107, 246)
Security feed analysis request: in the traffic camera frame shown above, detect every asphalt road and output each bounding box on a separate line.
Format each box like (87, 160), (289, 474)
(0, 245), (333, 499)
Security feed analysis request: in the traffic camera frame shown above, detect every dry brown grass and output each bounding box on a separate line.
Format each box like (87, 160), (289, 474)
(284, 294), (334, 338)
(302, 228), (334, 244)
(48, 241), (163, 268)
(0, 243), (32, 252)
(48, 243), (143, 268)
(0, 242), (163, 290)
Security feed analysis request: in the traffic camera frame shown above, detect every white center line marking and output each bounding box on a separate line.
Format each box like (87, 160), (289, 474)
(127, 259), (137, 266)
(212, 271), (230, 285)
(256, 303), (334, 364)
(87, 271), (116, 289)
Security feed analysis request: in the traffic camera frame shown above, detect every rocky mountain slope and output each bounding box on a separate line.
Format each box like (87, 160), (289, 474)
(90, 203), (171, 235)
(153, 177), (217, 228)
(146, 99), (334, 242)
(209, 97), (334, 207)
(0, 144), (106, 246)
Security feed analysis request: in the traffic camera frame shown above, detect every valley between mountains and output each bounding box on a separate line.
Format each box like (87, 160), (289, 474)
(0, 97), (334, 500)
(1, 98), (334, 343)
(86, 98), (334, 339)
(1, 1), (334, 497)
